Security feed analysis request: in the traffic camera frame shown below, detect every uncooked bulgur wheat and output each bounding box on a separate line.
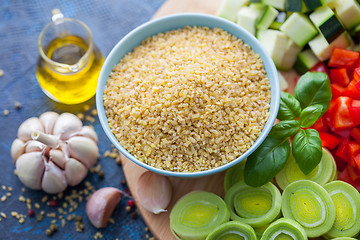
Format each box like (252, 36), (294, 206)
(104, 26), (271, 172)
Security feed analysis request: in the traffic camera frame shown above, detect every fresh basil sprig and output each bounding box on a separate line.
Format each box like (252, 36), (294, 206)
(244, 71), (332, 187)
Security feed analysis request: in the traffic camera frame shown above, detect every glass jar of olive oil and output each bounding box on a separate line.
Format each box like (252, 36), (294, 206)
(36, 9), (104, 104)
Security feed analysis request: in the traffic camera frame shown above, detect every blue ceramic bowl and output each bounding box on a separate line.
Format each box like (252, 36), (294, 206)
(96, 13), (280, 177)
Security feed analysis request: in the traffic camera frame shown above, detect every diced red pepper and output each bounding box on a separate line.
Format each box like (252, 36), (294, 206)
(336, 138), (350, 161)
(328, 96), (358, 130)
(330, 68), (350, 87)
(310, 61), (329, 75)
(349, 99), (360, 125)
(347, 141), (360, 167)
(319, 131), (341, 149)
(346, 164), (360, 181)
(354, 153), (360, 172)
(343, 79), (360, 99)
(351, 127), (360, 142)
(338, 166), (360, 192)
(353, 68), (360, 82)
(328, 47), (360, 68)
(310, 115), (329, 132)
(331, 83), (346, 98)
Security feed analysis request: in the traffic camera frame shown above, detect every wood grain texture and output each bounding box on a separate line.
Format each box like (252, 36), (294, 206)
(121, 0), (298, 239)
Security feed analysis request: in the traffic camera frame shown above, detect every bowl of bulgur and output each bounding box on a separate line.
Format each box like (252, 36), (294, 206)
(96, 13), (280, 177)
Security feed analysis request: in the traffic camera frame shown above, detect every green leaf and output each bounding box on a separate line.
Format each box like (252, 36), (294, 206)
(294, 72), (332, 115)
(299, 104), (323, 128)
(268, 120), (300, 139)
(277, 91), (302, 121)
(245, 136), (290, 187)
(292, 129), (322, 175)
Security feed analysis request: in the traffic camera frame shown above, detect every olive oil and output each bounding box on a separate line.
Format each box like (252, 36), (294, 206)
(36, 35), (104, 104)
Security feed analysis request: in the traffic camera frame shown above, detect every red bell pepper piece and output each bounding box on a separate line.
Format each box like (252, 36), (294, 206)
(328, 47), (360, 68)
(336, 138), (350, 161)
(328, 96), (358, 130)
(343, 79), (360, 99)
(354, 68), (360, 82)
(310, 114), (329, 132)
(330, 68), (350, 87)
(351, 127), (360, 142)
(310, 61), (329, 75)
(331, 83), (346, 98)
(354, 153), (360, 172)
(338, 166), (360, 192)
(318, 131), (340, 149)
(347, 141), (360, 167)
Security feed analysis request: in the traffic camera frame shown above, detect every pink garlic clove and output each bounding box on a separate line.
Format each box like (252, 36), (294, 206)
(41, 161), (67, 194)
(136, 171), (172, 214)
(25, 140), (45, 153)
(53, 113), (82, 140)
(16, 152), (45, 190)
(65, 158), (88, 186)
(86, 187), (122, 228)
(11, 138), (25, 163)
(39, 111), (59, 134)
(49, 149), (67, 169)
(67, 136), (99, 168)
(75, 126), (99, 143)
(17, 117), (44, 141)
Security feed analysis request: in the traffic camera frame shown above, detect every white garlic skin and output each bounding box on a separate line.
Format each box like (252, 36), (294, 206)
(65, 158), (88, 186)
(41, 161), (68, 194)
(16, 152), (45, 190)
(86, 187), (122, 228)
(11, 138), (25, 163)
(17, 117), (44, 141)
(49, 149), (66, 169)
(74, 126), (98, 143)
(39, 111), (59, 134)
(67, 136), (99, 168)
(136, 171), (172, 214)
(25, 140), (45, 153)
(53, 113), (82, 140)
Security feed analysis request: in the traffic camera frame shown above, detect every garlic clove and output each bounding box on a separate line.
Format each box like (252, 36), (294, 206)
(49, 149), (67, 169)
(17, 117), (44, 141)
(67, 136), (99, 168)
(11, 138), (25, 163)
(86, 187), (122, 228)
(25, 140), (45, 153)
(53, 113), (83, 140)
(39, 111), (59, 134)
(75, 126), (98, 143)
(41, 161), (67, 194)
(64, 158), (88, 186)
(136, 171), (172, 214)
(16, 152), (45, 190)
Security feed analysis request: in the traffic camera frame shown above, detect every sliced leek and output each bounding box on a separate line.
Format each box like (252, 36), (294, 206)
(224, 181), (281, 228)
(281, 179), (335, 238)
(260, 218), (307, 240)
(275, 148), (335, 190)
(323, 180), (360, 238)
(205, 221), (257, 240)
(224, 160), (246, 193)
(170, 191), (230, 240)
(331, 237), (358, 240)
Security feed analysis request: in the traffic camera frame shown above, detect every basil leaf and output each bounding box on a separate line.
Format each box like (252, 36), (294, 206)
(299, 104), (323, 128)
(277, 91), (302, 121)
(245, 136), (290, 187)
(292, 129), (322, 175)
(294, 72), (332, 115)
(268, 120), (300, 139)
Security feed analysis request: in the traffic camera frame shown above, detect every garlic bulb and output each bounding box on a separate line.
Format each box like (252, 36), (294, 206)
(11, 112), (99, 194)
(136, 171), (172, 214)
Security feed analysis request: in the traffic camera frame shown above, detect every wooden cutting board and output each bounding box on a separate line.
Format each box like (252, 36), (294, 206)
(121, 0), (297, 239)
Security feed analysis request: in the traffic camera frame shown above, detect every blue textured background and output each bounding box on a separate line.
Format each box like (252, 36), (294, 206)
(0, 0), (165, 239)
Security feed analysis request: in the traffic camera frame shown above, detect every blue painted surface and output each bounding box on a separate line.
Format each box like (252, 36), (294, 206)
(0, 0), (165, 239)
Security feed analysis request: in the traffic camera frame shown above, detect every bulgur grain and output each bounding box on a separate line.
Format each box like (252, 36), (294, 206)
(104, 26), (271, 172)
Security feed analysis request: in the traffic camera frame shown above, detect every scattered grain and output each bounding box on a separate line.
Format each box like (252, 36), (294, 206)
(0, 69), (4, 77)
(3, 109), (9, 116)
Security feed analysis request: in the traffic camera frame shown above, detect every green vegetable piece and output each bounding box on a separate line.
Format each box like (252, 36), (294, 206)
(275, 147), (335, 190)
(268, 120), (300, 139)
(245, 136), (290, 187)
(292, 129), (322, 175)
(281, 180), (336, 238)
(277, 91), (302, 121)
(324, 181), (360, 239)
(224, 160), (246, 193)
(225, 182), (282, 228)
(331, 238), (358, 240)
(299, 104), (323, 128)
(260, 218), (307, 240)
(294, 71), (332, 115)
(170, 191), (230, 240)
(205, 221), (257, 240)
(303, 0), (322, 10)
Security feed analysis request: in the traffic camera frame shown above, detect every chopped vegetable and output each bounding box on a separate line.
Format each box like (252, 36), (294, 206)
(260, 218), (307, 240)
(205, 221), (257, 240)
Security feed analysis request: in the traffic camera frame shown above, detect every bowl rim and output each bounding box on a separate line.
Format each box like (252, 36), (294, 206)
(96, 12), (280, 178)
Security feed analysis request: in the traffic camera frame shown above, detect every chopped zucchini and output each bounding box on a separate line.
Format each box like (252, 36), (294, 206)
(320, 0), (339, 9)
(294, 49), (320, 75)
(216, 0), (250, 22)
(276, 12), (287, 23)
(303, 0), (322, 10)
(269, 21), (283, 30)
(261, 0), (286, 11)
(278, 71), (289, 91)
(309, 6), (344, 43)
(286, 0), (302, 12)
(335, 0), (360, 30)
(237, 5), (265, 35)
(309, 32), (354, 61)
(280, 13), (318, 47)
(257, 5), (279, 30)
